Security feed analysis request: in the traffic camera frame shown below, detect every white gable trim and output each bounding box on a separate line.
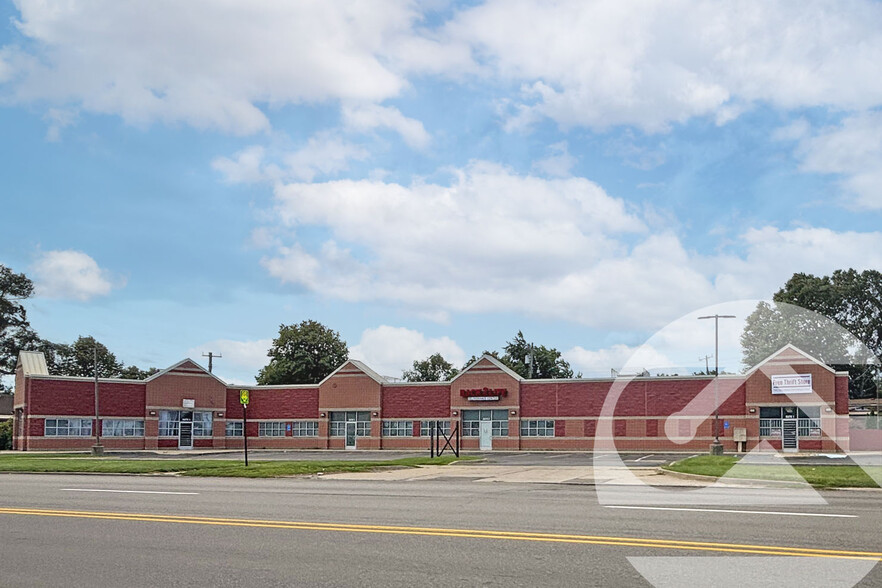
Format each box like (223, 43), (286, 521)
(144, 358), (229, 386)
(450, 354), (523, 384)
(745, 344), (836, 376)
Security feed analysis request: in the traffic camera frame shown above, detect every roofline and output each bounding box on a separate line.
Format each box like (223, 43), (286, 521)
(745, 344), (836, 376)
(25, 374), (146, 384)
(317, 358), (386, 386)
(450, 354), (524, 384)
(382, 380), (452, 387)
(231, 384), (319, 390)
(144, 358), (229, 386)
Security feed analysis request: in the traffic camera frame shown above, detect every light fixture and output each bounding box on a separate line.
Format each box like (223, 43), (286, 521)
(825, 407), (833, 413)
(372, 411), (378, 417)
(452, 410), (458, 416)
(320, 412), (326, 418)
(510, 410), (517, 416)
(748, 408), (756, 414)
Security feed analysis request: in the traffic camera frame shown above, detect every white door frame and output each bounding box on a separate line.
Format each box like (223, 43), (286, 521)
(345, 422), (357, 450)
(479, 421), (492, 450)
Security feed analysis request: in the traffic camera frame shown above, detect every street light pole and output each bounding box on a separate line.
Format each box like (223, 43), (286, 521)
(698, 314), (735, 455)
(91, 344), (104, 456)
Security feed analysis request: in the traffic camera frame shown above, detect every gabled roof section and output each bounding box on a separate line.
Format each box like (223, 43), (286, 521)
(450, 354), (523, 383)
(746, 344), (836, 376)
(145, 358), (229, 385)
(17, 351), (48, 376)
(319, 359), (386, 386)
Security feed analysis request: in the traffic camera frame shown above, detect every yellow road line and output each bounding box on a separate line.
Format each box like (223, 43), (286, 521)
(0, 507), (879, 561)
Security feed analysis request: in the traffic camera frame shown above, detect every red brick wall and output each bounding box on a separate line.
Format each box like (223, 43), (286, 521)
(451, 359), (519, 410)
(225, 387), (319, 419)
(382, 385), (449, 418)
(146, 373), (226, 410)
(319, 364), (381, 409)
(27, 378), (145, 417)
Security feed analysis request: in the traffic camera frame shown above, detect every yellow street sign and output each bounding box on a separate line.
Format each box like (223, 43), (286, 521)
(239, 389), (250, 405)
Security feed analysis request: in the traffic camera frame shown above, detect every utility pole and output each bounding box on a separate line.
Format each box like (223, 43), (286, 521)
(91, 343), (103, 456)
(525, 343), (535, 379)
(698, 354), (713, 375)
(202, 351), (222, 373)
(698, 314), (736, 455)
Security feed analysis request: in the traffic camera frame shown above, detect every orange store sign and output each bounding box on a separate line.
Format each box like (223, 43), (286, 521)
(460, 387), (508, 401)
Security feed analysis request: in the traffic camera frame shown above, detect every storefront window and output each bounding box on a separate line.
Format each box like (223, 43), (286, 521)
(329, 411), (371, 436)
(462, 409), (508, 437)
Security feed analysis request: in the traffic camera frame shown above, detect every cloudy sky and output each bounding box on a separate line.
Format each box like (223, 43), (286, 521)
(2, 0), (881, 384)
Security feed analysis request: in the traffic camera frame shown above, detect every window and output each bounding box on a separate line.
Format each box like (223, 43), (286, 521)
(158, 411), (180, 437)
(259, 422), (286, 437)
(462, 409), (508, 437)
(759, 407), (782, 437)
(45, 418), (92, 437)
(382, 420), (413, 437)
(329, 411), (371, 437)
(520, 420), (555, 437)
(798, 406), (821, 437)
(193, 411), (213, 437)
(102, 419), (144, 437)
(420, 420), (451, 437)
(225, 421), (243, 437)
(292, 421), (318, 437)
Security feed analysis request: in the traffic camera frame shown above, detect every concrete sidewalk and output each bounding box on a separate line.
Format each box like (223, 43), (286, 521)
(322, 464), (725, 486)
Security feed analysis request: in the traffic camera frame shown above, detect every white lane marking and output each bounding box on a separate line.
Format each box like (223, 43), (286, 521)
(635, 454), (656, 462)
(62, 489), (199, 495)
(604, 506), (856, 518)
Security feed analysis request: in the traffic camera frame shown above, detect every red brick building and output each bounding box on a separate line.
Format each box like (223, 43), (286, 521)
(11, 344), (850, 452)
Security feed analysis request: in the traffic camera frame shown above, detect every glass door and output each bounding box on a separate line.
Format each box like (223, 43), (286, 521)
(179, 411), (193, 449)
(782, 407), (798, 452)
(479, 420), (492, 450)
(345, 422), (357, 449)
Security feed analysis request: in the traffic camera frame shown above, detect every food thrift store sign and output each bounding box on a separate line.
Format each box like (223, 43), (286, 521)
(460, 387), (508, 401)
(771, 374), (813, 395)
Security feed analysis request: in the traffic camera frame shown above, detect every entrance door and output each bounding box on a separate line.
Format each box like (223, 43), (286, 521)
(479, 421), (492, 450)
(179, 412), (193, 450)
(345, 422), (357, 450)
(782, 419), (798, 452)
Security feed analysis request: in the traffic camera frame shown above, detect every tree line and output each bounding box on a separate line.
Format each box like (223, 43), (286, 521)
(3, 261), (881, 397)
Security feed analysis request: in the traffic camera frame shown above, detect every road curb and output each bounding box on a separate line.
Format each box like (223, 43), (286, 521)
(657, 467), (812, 488)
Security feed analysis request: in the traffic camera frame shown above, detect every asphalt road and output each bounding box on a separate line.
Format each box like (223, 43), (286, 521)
(2, 473), (881, 587)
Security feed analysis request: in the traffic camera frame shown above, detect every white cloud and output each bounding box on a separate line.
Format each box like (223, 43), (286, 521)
(284, 134), (371, 182)
(213, 134), (370, 185)
(186, 338), (272, 373)
(349, 325), (465, 378)
(31, 250), (119, 301)
(564, 344), (674, 377)
(342, 104), (431, 150)
(4, 1), (420, 134)
(444, 0), (882, 131)
(791, 112), (882, 209)
(532, 141), (576, 177)
(257, 162), (882, 330)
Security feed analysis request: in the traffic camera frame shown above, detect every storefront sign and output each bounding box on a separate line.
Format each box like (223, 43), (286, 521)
(460, 387), (508, 401)
(771, 374), (812, 395)
(182, 399), (195, 408)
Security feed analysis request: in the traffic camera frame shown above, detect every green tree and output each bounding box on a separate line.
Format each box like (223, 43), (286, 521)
(403, 353), (460, 382)
(54, 336), (125, 378)
(118, 365), (160, 380)
(742, 269), (882, 398)
(0, 265), (40, 377)
(256, 320), (348, 385)
(501, 331), (574, 379)
(0, 419), (11, 450)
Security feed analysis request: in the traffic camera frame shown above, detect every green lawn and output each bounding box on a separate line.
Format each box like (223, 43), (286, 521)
(663, 455), (882, 488)
(0, 454), (473, 478)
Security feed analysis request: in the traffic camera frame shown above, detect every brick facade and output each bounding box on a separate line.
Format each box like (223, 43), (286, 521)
(12, 345), (852, 453)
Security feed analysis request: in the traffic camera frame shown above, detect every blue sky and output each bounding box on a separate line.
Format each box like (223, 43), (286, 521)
(2, 0), (882, 384)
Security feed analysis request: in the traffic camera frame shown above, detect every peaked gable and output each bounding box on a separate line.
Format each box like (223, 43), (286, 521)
(145, 358), (229, 385)
(451, 354), (523, 383)
(746, 344), (836, 376)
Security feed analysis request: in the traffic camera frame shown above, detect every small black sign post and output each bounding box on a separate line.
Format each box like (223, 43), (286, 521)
(239, 389), (250, 467)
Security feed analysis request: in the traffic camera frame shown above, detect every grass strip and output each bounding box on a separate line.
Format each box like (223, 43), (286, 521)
(663, 455), (882, 488)
(0, 454), (473, 478)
